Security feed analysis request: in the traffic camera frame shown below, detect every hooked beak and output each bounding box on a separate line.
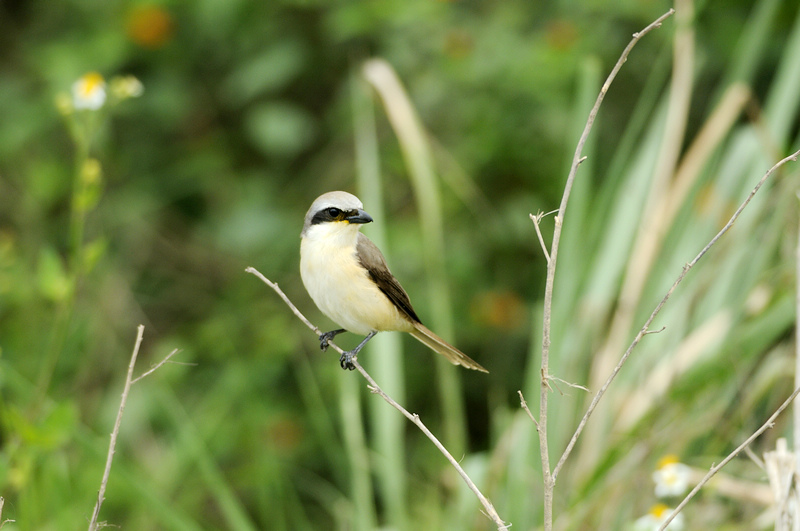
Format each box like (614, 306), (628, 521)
(346, 209), (373, 225)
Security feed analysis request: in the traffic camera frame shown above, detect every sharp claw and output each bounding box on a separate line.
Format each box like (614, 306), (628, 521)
(319, 329), (345, 352)
(339, 351), (356, 371)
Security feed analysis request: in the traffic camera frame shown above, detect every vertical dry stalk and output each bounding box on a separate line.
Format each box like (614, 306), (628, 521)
(536, 9), (675, 530)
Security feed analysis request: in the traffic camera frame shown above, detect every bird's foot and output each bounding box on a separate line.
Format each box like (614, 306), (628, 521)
(338, 330), (376, 371)
(319, 329), (345, 351)
(339, 350), (357, 371)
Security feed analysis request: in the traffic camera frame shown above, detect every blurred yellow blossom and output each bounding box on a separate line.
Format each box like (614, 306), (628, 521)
(72, 72), (106, 110)
(653, 455), (691, 498)
(75, 158), (103, 212)
(126, 5), (174, 49)
(110, 75), (144, 100)
(80, 158), (102, 186)
(633, 504), (684, 531)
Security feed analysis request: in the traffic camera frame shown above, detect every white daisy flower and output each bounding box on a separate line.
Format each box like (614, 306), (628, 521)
(653, 455), (691, 498)
(633, 504), (685, 531)
(72, 72), (107, 110)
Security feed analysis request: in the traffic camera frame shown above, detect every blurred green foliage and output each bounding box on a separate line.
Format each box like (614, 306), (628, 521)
(1, 0), (799, 529)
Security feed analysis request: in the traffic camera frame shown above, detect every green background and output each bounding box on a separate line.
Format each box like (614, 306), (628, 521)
(1, 0), (800, 529)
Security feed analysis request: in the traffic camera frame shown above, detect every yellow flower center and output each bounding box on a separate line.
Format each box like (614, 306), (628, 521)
(79, 72), (105, 97)
(650, 503), (669, 518)
(657, 454), (680, 469)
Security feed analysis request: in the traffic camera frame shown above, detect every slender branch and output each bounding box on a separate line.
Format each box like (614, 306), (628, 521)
(245, 267), (509, 530)
(88, 325), (180, 531)
(536, 9), (675, 529)
(530, 210), (557, 264)
(131, 348), (183, 384)
(88, 325), (144, 531)
(658, 386), (800, 531)
(552, 148), (800, 481)
(518, 390), (541, 431)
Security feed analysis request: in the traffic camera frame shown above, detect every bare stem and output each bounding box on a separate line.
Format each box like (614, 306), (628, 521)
(245, 267), (509, 529)
(658, 386), (800, 531)
(536, 9), (675, 529)
(88, 325), (180, 531)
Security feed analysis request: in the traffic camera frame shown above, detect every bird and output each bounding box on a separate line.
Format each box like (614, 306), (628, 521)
(300, 191), (488, 373)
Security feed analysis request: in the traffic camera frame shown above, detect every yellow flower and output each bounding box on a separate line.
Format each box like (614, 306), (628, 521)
(72, 72), (106, 110)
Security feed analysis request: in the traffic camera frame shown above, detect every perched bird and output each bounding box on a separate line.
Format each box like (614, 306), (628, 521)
(300, 191), (487, 373)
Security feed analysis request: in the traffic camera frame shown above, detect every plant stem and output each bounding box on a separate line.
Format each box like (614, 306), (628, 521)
(536, 10), (675, 530)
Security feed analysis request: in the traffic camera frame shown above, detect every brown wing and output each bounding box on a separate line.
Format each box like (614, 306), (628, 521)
(356, 233), (421, 323)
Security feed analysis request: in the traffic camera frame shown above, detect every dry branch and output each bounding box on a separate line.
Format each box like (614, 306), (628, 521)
(554, 148), (800, 483)
(245, 267), (509, 530)
(535, 9), (675, 530)
(658, 387), (800, 531)
(88, 325), (180, 531)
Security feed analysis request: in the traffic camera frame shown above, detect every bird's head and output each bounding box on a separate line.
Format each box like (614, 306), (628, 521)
(301, 191), (373, 239)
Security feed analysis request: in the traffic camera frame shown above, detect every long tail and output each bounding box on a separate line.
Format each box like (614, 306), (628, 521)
(409, 322), (488, 373)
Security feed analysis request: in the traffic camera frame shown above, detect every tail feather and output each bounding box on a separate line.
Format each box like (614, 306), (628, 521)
(409, 323), (488, 373)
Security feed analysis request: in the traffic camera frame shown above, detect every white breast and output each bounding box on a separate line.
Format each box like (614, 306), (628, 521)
(300, 223), (409, 335)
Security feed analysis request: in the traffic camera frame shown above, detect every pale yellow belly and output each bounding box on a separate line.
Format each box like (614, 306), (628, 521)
(300, 239), (412, 335)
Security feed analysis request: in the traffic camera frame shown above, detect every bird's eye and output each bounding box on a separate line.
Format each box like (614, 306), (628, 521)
(327, 207), (341, 218)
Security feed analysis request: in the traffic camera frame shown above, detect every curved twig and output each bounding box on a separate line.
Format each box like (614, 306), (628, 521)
(658, 386), (800, 531)
(245, 267), (509, 529)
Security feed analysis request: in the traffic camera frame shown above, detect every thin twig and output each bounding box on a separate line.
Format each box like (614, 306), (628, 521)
(744, 444), (766, 471)
(658, 386), (800, 531)
(548, 375), (590, 395)
(88, 325), (181, 531)
(518, 390), (541, 431)
(245, 267), (509, 530)
(552, 148), (800, 482)
(131, 348), (183, 384)
(536, 9), (675, 529)
(88, 325), (144, 531)
(530, 210), (557, 263)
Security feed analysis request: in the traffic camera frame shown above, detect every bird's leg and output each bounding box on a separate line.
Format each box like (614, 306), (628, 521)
(319, 328), (346, 351)
(340, 331), (377, 371)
